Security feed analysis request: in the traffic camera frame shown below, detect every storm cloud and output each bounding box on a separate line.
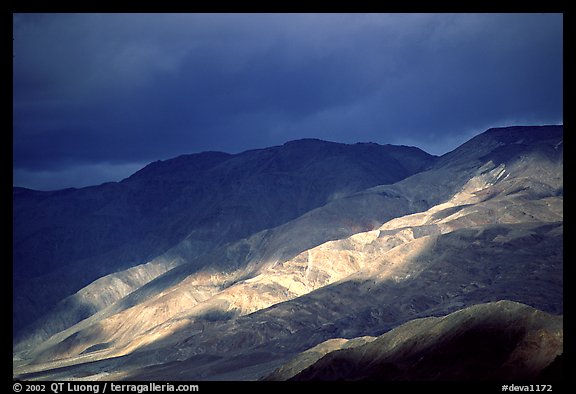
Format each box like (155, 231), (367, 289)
(13, 13), (563, 190)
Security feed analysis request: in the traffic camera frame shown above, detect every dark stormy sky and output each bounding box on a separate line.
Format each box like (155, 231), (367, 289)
(13, 13), (563, 191)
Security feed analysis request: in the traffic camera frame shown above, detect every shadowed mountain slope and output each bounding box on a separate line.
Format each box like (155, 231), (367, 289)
(268, 300), (562, 381)
(13, 125), (562, 381)
(13, 139), (435, 335)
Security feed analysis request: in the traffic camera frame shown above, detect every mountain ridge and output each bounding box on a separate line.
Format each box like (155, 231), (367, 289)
(13, 138), (436, 336)
(13, 125), (562, 381)
(266, 300), (563, 381)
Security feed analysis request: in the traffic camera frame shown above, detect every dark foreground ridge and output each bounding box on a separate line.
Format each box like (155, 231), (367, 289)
(13, 125), (563, 381)
(265, 300), (563, 381)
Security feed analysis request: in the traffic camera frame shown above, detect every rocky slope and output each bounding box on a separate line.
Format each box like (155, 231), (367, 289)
(266, 300), (563, 381)
(13, 125), (562, 381)
(13, 139), (435, 336)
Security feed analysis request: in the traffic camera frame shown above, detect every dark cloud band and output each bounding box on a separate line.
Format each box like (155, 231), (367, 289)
(13, 13), (563, 190)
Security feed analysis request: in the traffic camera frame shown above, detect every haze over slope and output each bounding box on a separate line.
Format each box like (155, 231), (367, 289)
(13, 125), (562, 381)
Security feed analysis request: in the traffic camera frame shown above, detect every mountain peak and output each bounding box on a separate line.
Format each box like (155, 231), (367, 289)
(278, 300), (562, 381)
(13, 125), (563, 381)
(483, 124), (563, 143)
(436, 124), (562, 168)
(13, 136), (436, 336)
(282, 138), (329, 146)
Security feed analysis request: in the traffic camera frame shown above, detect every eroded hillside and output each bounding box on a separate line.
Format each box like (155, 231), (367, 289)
(13, 126), (562, 381)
